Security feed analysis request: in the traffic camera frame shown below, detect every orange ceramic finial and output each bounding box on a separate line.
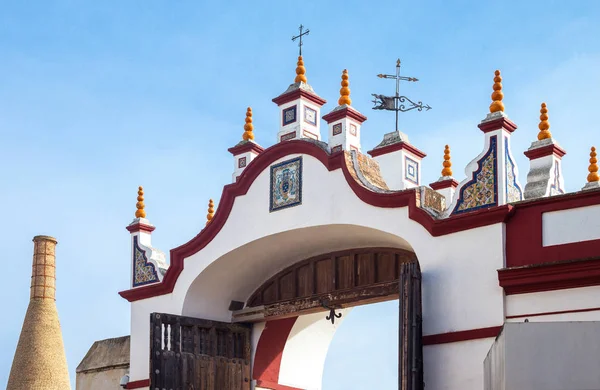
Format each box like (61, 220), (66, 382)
(338, 69), (352, 106)
(588, 147), (599, 183)
(243, 107), (254, 141)
(135, 186), (146, 219)
(206, 199), (215, 226)
(295, 56), (307, 83)
(442, 145), (453, 177)
(489, 70), (505, 113)
(538, 103), (552, 140)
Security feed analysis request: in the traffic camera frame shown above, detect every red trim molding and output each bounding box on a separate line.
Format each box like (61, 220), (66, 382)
(498, 257), (600, 295)
(506, 306), (600, 320)
(367, 142), (427, 159)
(119, 140), (514, 302)
(272, 88), (326, 107)
(253, 317), (298, 386)
(126, 223), (155, 234)
(429, 179), (459, 190)
(228, 142), (265, 156)
(256, 380), (303, 390)
(422, 325), (502, 345)
(524, 143), (566, 159)
(322, 106), (367, 124)
(477, 116), (517, 133)
(125, 379), (150, 389)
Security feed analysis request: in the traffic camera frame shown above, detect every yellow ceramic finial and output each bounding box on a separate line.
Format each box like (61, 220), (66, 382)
(338, 69), (352, 106)
(489, 70), (505, 113)
(243, 107), (254, 141)
(442, 145), (453, 177)
(537, 102), (551, 140)
(588, 147), (599, 183)
(135, 186), (146, 219)
(206, 199), (215, 226)
(295, 56), (307, 83)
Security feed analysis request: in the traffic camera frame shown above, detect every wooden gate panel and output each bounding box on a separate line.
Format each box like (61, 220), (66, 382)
(150, 313), (251, 390)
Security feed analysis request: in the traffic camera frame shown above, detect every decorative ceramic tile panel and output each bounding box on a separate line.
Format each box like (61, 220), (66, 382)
(283, 106), (297, 125)
(505, 137), (523, 202)
(304, 106), (317, 125)
(303, 130), (318, 140)
(280, 131), (296, 142)
(405, 156), (419, 185)
(453, 136), (498, 214)
(132, 236), (159, 287)
(350, 124), (357, 136)
(550, 160), (564, 195)
(350, 145), (359, 152)
(270, 157), (303, 212)
(333, 123), (342, 136)
(238, 157), (247, 168)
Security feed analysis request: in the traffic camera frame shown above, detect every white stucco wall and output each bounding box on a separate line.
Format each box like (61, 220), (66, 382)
(128, 152), (506, 385)
(542, 204), (600, 246)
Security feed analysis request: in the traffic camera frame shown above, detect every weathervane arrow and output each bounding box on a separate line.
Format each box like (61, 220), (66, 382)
(372, 59), (431, 131)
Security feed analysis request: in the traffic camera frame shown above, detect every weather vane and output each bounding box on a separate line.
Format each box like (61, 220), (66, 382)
(372, 59), (431, 132)
(291, 24), (310, 56)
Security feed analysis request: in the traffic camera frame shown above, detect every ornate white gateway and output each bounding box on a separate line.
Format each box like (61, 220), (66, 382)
(115, 52), (600, 390)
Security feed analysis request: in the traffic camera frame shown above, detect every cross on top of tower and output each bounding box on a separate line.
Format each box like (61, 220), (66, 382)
(291, 24), (310, 56)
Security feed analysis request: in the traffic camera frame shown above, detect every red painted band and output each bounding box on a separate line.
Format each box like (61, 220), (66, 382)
(322, 106), (367, 124)
(498, 256), (600, 295)
(272, 88), (327, 107)
(422, 325), (502, 345)
(228, 142), (265, 156)
(523, 143), (566, 159)
(477, 116), (517, 133)
(125, 379), (150, 389)
(253, 317), (298, 384)
(126, 223), (155, 234)
(119, 140), (513, 302)
(505, 189), (600, 268)
(256, 380), (304, 390)
(506, 306), (600, 320)
(367, 142), (427, 159)
(429, 179), (459, 190)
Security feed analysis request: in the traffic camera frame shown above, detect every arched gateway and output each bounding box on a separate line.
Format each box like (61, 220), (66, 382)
(115, 57), (600, 390)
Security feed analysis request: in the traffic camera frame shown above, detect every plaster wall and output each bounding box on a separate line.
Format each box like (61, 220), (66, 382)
(128, 153), (506, 384)
(374, 149), (422, 189)
(423, 338), (495, 390)
(76, 367), (129, 390)
(505, 285), (600, 321)
(542, 203), (600, 246)
(485, 322), (600, 390)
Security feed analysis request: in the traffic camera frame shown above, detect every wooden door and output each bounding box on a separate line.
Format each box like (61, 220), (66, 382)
(150, 313), (251, 390)
(399, 262), (424, 390)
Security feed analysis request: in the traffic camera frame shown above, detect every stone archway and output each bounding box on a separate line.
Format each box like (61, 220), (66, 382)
(245, 248), (422, 390)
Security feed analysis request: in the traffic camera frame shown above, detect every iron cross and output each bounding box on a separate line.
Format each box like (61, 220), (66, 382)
(291, 24), (310, 56)
(372, 59), (431, 132)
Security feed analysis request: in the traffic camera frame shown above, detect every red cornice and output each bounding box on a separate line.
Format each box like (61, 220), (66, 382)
(125, 379), (150, 389)
(227, 142), (265, 156)
(523, 143), (566, 159)
(119, 140), (513, 302)
(477, 116), (518, 133)
(322, 106), (367, 124)
(498, 257), (600, 295)
(126, 223), (155, 234)
(429, 179), (459, 190)
(422, 325), (502, 345)
(272, 88), (327, 107)
(367, 142), (427, 159)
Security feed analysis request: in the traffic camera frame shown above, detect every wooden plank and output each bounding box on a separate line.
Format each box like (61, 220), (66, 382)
(336, 254), (354, 290)
(279, 271), (296, 301)
(356, 253), (375, 286)
(315, 258), (334, 294)
(377, 252), (396, 282)
(297, 263), (313, 297)
(261, 281), (277, 304)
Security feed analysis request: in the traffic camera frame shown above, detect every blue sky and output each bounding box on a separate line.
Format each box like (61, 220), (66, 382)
(1, 1), (599, 388)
